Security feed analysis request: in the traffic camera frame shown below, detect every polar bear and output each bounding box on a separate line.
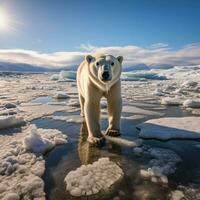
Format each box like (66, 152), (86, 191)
(77, 54), (123, 145)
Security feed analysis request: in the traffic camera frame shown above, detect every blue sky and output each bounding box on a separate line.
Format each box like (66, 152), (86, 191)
(0, 0), (200, 68)
(0, 0), (200, 52)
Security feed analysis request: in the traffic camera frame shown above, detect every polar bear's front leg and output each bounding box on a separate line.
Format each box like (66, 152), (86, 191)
(84, 98), (104, 145)
(106, 81), (122, 137)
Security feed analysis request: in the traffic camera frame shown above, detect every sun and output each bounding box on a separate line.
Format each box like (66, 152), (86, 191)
(0, 9), (9, 30)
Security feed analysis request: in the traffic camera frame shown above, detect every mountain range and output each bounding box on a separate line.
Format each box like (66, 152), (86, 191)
(0, 61), (173, 72)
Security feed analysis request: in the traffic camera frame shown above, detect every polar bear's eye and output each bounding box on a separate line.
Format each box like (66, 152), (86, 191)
(111, 62), (114, 66)
(96, 62), (100, 66)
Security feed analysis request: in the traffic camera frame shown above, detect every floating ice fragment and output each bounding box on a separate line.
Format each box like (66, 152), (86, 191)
(64, 157), (123, 197)
(183, 99), (200, 108)
(0, 115), (25, 129)
(54, 92), (69, 99)
(137, 146), (181, 184)
(23, 124), (67, 154)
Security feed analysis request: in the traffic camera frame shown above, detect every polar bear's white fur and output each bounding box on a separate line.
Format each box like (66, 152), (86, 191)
(77, 54), (123, 144)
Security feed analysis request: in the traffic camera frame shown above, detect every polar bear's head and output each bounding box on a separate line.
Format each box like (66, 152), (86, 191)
(85, 54), (123, 85)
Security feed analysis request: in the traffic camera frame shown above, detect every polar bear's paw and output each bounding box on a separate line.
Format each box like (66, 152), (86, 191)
(105, 129), (121, 137)
(87, 136), (105, 146)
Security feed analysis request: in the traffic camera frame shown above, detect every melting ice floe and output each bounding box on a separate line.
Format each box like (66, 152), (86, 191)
(54, 92), (69, 99)
(161, 97), (183, 106)
(24, 124), (67, 154)
(137, 117), (200, 140)
(0, 115), (25, 129)
(64, 157), (123, 197)
(183, 99), (200, 108)
(133, 146), (182, 184)
(0, 125), (67, 199)
(48, 115), (84, 123)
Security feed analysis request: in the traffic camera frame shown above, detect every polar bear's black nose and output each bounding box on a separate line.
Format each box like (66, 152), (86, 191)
(102, 71), (110, 80)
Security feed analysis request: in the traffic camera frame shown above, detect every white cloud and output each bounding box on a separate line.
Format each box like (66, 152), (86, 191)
(0, 43), (200, 69)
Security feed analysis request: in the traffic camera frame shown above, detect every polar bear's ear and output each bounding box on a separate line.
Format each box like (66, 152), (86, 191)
(117, 56), (123, 64)
(85, 55), (94, 63)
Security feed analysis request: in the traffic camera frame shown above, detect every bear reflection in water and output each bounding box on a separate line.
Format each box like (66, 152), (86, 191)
(78, 122), (122, 165)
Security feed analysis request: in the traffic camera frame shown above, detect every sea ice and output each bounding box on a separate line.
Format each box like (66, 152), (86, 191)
(64, 157), (123, 197)
(161, 97), (183, 106)
(152, 88), (168, 96)
(123, 105), (163, 116)
(23, 124), (67, 153)
(49, 74), (59, 81)
(48, 115), (84, 123)
(134, 146), (182, 184)
(0, 124), (68, 199)
(137, 117), (200, 140)
(59, 70), (76, 81)
(170, 190), (185, 200)
(183, 99), (200, 108)
(0, 115), (25, 129)
(50, 71), (76, 82)
(181, 81), (198, 88)
(54, 92), (69, 99)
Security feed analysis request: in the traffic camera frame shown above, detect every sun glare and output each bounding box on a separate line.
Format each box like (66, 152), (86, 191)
(0, 9), (9, 30)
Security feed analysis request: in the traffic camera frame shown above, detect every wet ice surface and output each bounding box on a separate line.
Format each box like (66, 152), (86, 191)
(0, 72), (200, 199)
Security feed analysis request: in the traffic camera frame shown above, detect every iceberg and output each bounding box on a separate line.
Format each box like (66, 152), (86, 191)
(50, 70), (76, 82)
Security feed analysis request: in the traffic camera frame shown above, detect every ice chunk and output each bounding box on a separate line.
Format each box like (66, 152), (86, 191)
(4, 103), (17, 109)
(50, 71), (76, 82)
(0, 115), (25, 129)
(170, 190), (185, 200)
(137, 117), (200, 140)
(64, 157), (123, 197)
(23, 124), (67, 154)
(54, 92), (69, 99)
(137, 146), (181, 184)
(49, 74), (59, 81)
(183, 99), (200, 108)
(49, 115), (84, 123)
(181, 81), (198, 88)
(59, 70), (76, 81)
(152, 88), (168, 96)
(161, 97), (183, 106)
